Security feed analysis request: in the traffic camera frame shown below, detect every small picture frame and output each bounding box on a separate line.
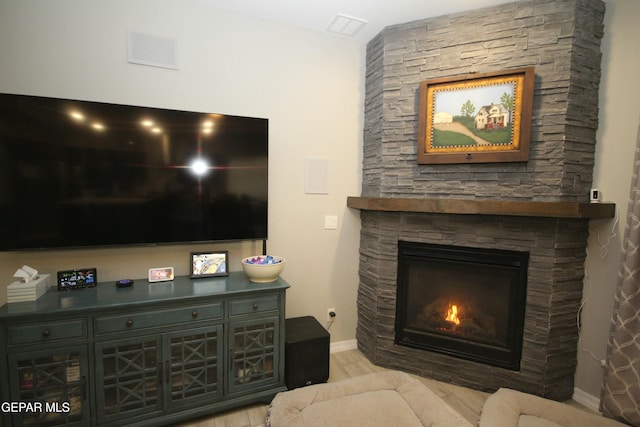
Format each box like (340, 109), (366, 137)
(190, 251), (229, 278)
(148, 267), (174, 283)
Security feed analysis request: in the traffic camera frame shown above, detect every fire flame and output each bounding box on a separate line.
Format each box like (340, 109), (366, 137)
(445, 304), (461, 326)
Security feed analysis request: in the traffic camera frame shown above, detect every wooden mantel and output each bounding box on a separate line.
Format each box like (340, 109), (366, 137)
(347, 196), (616, 219)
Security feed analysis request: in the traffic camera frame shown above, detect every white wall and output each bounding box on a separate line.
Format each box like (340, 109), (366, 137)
(0, 0), (364, 343)
(576, 0), (640, 401)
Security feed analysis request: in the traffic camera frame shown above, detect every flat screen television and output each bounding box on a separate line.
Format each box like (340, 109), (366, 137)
(0, 93), (268, 251)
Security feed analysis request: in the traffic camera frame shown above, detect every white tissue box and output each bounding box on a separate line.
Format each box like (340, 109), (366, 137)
(7, 274), (51, 303)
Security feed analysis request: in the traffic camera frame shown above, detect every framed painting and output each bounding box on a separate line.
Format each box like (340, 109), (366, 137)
(417, 67), (534, 164)
(190, 251), (229, 278)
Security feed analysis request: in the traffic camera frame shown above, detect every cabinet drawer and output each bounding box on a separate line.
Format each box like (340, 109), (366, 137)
(95, 303), (223, 335)
(7, 319), (87, 346)
(230, 295), (279, 316)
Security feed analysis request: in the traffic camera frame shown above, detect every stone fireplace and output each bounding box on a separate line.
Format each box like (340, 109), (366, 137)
(349, 0), (612, 401)
(350, 205), (614, 400)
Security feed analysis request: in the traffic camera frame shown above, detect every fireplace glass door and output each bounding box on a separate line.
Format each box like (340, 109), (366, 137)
(395, 241), (528, 370)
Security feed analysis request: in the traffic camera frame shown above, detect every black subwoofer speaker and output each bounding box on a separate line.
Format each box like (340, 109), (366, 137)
(285, 316), (330, 389)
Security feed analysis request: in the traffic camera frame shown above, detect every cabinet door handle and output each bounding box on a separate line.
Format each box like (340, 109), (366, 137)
(157, 361), (163, 384)
(253, 303), (259, 310)
(81, 376), (87, 400)
(126, 320), (133, 328)
(165, 360), (171, 384)
(192, 311), (198, 318)
(42, 330), (50, 338)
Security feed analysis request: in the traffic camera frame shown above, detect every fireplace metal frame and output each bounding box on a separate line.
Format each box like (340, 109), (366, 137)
(395, 241), (529, 370)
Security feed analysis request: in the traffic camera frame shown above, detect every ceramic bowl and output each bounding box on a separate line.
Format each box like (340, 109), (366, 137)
(241, 255), (285, 283)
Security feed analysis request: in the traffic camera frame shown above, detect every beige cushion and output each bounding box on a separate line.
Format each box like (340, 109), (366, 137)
(267, 371), (472, 427)
(479, 388), (628, 427)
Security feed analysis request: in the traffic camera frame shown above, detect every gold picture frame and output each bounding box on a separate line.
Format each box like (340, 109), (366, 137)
(418, 67), (534, 164)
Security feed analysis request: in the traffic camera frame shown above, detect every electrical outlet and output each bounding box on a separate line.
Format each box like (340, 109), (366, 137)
(327, 308), (337, 322)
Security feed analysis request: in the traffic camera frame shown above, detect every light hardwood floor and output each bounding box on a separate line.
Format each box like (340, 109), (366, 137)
(178, 348), (490, 427)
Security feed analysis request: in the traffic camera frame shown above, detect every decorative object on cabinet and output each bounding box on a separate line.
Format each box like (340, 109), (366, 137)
(148, 266), (174, 282)
(7, 274), (51, 303)
(241, 256), (286, 283)
(190, 251), (229, 278)
(115, 279), (134, 288)
(57, 268), (97, 290)
(418, 67), (534, 164)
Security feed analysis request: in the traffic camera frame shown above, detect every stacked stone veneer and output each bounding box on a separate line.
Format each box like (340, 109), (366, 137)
(363, 0), (604, 200)
(358, 213), (589, 399)
(356, 0), (605, 401)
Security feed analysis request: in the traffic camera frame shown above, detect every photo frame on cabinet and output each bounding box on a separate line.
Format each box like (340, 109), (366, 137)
(190, 251), (229, 278)
(148, 267), (174, 283)
(417, 67), (534, 164)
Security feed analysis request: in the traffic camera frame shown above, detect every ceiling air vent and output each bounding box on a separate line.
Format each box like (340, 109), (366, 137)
(326, 14), (367, 37)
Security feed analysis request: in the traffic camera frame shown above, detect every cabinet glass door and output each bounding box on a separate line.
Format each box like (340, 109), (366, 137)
(95, 336), (162, 424)
(8, 346), (89, 427)
(229, 317), (279, 393)
(165, 325), (224, 410)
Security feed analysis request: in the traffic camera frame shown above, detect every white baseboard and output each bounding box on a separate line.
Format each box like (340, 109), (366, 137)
(573, 387), (601, 412)
(330, 339), (358, 353)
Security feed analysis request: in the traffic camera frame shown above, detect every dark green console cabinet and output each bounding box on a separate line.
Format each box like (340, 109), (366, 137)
(0, 273), (289, 427)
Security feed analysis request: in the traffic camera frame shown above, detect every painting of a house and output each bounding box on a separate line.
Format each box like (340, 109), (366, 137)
(475, 103), (509, 129)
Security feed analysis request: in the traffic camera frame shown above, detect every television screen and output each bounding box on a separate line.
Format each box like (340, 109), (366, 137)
(0, 93), (268, 251)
